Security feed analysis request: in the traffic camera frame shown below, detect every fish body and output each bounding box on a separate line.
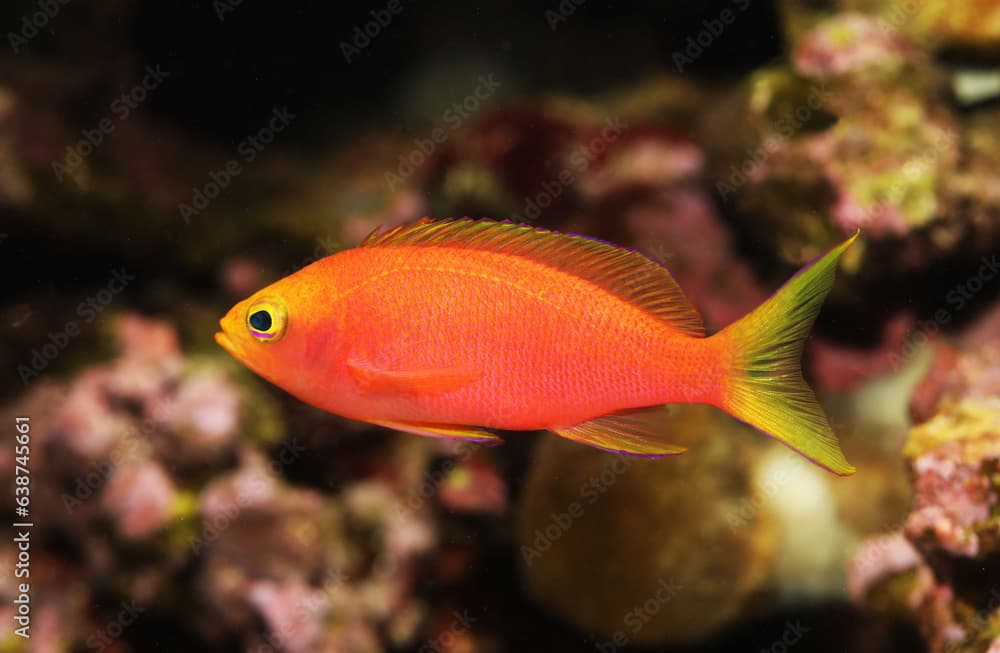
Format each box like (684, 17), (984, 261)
(217, 218), (858, 475)
(290, 246), (721, 428)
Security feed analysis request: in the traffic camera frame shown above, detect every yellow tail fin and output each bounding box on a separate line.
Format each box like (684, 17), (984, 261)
(717, 232), (859, 476)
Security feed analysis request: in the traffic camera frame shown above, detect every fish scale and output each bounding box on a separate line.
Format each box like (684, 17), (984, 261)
(334, 248), (678, 427)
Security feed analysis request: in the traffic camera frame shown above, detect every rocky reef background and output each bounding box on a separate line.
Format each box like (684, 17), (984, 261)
(2, 1), (999, 652)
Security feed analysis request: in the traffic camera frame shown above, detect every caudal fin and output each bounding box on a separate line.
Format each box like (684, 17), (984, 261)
(717, 232), (859, 476)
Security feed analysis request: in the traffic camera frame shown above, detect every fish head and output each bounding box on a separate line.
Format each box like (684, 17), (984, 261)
(215, 267), (333, 396)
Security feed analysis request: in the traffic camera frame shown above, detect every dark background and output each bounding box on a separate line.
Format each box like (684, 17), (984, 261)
(2, 1), (784, 146)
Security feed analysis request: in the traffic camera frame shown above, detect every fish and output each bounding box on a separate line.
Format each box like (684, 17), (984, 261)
(216, 218), (859, 475)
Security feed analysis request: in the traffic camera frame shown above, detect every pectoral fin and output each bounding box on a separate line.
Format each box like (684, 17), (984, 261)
(552, 407), (686, 458)
(347, 358), (480, 396)
(372, 420), (505, 445)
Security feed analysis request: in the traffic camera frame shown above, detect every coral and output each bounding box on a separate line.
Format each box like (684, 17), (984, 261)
(424, 100), (701, 225)
(780, 0), (1000, 57)
(101, 459), (180, 540)
(619, 187), (768, 330)
(6, 6), (999, 650)
(0, 314), (473, 652)
(904, 399), (1000, 558)
(848, 316), (1000, 653)
(793, 13), (917, 79)
(847, 532), (932, 607)
(193, 451), (437, 652)
(702, 10), (1000, 282)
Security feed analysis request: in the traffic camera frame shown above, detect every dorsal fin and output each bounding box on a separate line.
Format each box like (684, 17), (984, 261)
(362, 218), (705, 337)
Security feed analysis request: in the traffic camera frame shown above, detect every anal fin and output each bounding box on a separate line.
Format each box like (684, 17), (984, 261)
(372, 419), (505, 446)
(552, 407), (686, 458)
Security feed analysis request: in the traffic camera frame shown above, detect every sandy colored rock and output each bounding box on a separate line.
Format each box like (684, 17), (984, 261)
(517, 405), (776, 646)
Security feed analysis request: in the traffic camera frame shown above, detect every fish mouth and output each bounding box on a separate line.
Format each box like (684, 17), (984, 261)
(214, 318), (244, 360)
(214, 330), (238, 357)
(215, 319), (271, 383)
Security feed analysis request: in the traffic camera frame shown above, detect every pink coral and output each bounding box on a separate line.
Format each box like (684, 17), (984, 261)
(101, 459), (178, 540)
(579, 129), (702, 198)
(194, 452), (438, 652)
(116, 312), (182, 362)
(848, 532), (931, 604)
(42, 313), (247, 476)
(164, 371), (241, 451)
(202, 451), (280, 514)
(911, 345), (1000, 424)
(248, 580), (326, 653)
(829, 190), (911, 238)
(906, 449), (995, 557)
(849, 305), (1000, 652)
(793, 13), (916, 79)
(52, 370), (134, 459)
(902, 325), (1000, 558)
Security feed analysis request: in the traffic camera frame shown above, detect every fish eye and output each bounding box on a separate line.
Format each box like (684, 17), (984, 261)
(245, 299), (287, 342)
(249, 310), (271, 331)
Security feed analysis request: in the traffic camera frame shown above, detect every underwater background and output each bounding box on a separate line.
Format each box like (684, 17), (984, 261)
(2, 1), (1000, 651)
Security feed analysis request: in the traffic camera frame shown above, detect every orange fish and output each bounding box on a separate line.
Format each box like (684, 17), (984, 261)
(216, 218), (859, 475)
